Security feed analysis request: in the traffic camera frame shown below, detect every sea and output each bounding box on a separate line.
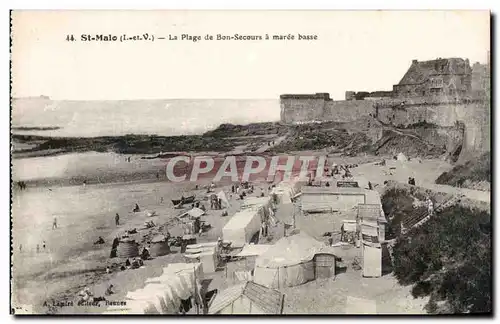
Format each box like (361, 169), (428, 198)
(12, 98), (281, 137)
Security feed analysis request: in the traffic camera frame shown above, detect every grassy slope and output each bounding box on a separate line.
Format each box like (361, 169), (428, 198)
(381, 186), (491, 314)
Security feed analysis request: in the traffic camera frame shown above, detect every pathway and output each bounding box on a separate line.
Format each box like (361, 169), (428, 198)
(254, 135), (287, 153)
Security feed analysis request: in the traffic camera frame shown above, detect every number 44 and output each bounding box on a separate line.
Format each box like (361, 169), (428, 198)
(66, 34), (75, 42)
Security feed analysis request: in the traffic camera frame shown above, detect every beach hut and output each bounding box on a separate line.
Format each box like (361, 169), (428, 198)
(357, 203), (387, 242)
(362, 241), (382, 278)
(208, 281), (284, 314)
(149, 235), (171, 257)
(253, 232), (326, 289)
(184, 245), (218, 273)
(314, 253), (336, 279)
(241, 196), (273, 221)
(222, 209), (262, 248)
(117, 238), (139, 258)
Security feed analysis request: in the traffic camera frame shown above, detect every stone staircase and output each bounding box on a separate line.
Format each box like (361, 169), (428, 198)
(401, 194), (465, 234)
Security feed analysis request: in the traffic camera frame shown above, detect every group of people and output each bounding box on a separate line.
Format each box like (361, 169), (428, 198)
(408, 177), (416, 186)
(210, 196), (223, 210)
(22, 240), (47, 254)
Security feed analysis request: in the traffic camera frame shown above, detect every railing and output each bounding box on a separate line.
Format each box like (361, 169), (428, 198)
(401, 194), (464, 234)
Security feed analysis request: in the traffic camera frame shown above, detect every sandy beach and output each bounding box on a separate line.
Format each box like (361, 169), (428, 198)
(12, 147), (476, 314)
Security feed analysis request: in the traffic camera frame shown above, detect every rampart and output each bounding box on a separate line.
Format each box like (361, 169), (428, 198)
(280, 93), (490, 159)
(375, 97), (490, 159)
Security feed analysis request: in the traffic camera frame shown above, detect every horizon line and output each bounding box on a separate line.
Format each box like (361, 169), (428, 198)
(12, 96), (281, 101)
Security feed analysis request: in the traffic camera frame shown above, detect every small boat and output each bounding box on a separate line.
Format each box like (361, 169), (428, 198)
(171, 195), (195, 206)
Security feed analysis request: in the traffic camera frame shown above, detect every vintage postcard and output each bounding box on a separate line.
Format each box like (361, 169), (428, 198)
(10, 10), (491, 315)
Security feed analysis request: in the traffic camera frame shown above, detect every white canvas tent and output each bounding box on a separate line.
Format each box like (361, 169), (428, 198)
(223, 209), (262, 248)
(209, 281), (284, 314)
(271, 180), (301, 205)
(184, 246), (218, 273)
(253, 232), (327, 289)
(107, 263), (204, 314)
(217, 191), (231, 208)
(241, 196), (273, 221)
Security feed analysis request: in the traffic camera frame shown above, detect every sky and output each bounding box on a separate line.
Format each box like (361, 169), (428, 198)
(11, 10), (490, 100)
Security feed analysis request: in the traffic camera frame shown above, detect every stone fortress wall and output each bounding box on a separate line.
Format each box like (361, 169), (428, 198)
(280, 56), (490, 158)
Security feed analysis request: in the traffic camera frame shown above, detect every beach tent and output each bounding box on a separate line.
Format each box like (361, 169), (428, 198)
(222, 209), (261, 248)
(217, 191), (231, 208)
(184, 246), (218, 273)
(396, 152), (408, 161)
(208, 281), (284, 314)
(126, 283), (169, 313)
(116, 262), (204, 314)
(270, 179), (302, 205)
(253, 232), (326, 289)
(241, 196), (273, 220)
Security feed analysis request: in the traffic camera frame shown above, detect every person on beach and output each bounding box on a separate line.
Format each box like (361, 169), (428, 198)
(110, 237), (119, 258)
(133, 204), (140, 212)
(231, 185), (235, 194)
(427, 197), (434, 216)
(105, 284), (114, 296)
(42, 241), (46, 250)
(160, 197), (164, 203)
(141, 247), (150, 260)
(52, 217), (57, 230)
(19, 244), (22, 253)
(156, 172), (160, 180)
(115, 213), (120, 226)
